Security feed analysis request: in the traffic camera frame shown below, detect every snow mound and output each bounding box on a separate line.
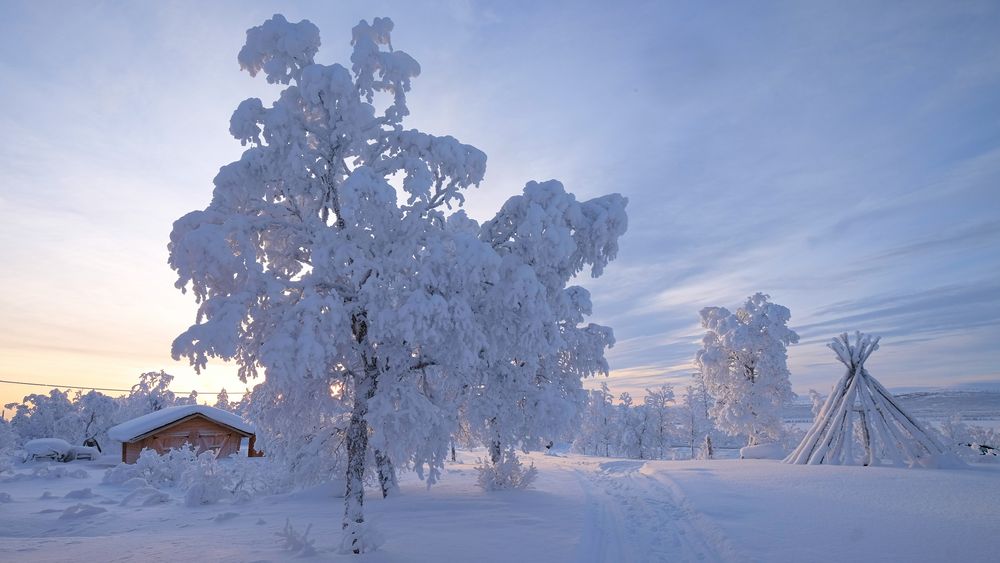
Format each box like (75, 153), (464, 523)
(64, 488), (94, 499)
(120, 486), (170, 507)
(107, 405), (254, 442)
(59, 503), (107, 520)
(25, 438), (72, 459)
(740, 443), (786, 460)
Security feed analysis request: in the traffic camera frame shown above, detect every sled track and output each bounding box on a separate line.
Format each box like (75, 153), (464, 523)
(573, 460), (743, 563)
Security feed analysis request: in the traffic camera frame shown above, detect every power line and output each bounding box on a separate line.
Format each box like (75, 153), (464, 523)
(0, 378), (245, 396)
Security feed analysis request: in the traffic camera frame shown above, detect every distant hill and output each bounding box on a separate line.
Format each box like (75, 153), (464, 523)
(784, 390), (1000, 423)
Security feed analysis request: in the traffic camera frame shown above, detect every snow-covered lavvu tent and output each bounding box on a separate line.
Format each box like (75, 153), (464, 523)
(108, 405), (256, 463)
(786, 332), (960, 468)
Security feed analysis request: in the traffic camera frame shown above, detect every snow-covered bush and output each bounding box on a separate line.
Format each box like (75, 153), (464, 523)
(475, 447), (538, 491)
(105, 446), (283, 505)
(937, 417), (999, 463)
(696, 293), (799, 446)
(278, 518), (319, 556)
(104, 446), (199, 488)
(182, 451), (232, 506)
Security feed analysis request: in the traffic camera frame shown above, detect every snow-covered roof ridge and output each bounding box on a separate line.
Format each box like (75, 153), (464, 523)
(107, 405), (254, 442)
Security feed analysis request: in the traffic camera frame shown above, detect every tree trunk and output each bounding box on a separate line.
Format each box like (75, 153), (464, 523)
(489, 439), (502, 465)
(343, 375), (372, 554)
(374, 449), (396, 498)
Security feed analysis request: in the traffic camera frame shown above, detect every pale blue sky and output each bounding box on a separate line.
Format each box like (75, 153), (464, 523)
(1, 1), (998, 407)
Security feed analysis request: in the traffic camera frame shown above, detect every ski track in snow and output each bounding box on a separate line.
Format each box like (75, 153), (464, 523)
(572, 459), (742, 563)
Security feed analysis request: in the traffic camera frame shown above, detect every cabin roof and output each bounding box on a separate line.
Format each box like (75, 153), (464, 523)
(108, 405), (255, 442)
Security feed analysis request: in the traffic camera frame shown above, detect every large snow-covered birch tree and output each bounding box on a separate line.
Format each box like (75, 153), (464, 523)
(695, 293), (798, 446)
(168, 14), (627, 551)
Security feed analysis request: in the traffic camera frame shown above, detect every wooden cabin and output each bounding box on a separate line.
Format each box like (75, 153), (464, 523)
(108, 405), (258, 464)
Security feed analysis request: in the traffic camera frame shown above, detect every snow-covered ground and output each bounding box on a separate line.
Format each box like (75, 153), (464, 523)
(2, 450), (998, 562)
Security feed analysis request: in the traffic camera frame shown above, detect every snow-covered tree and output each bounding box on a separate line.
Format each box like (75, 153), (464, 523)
(695, 293), (799, 446)
(573, 383), (616, 456)
(677, 374), (716, 459)
(75, 390), (120, 450)
(168, 14), (627, 549)
(119, 371), (183, 420)
(4, 388), (119, 449)
(5, 389), (82, 444)
(0, 415), (16, 453)
(808, 389), (823, 419)
(213, 388), (232, 411)
(615, 392), (648, 458)
(643, 384), (676, 460)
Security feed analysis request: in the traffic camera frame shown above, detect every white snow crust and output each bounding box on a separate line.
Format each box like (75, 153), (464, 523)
(107, 405), (254, 442)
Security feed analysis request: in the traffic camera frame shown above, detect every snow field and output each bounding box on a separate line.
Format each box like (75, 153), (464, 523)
(2, 451), (998, 562)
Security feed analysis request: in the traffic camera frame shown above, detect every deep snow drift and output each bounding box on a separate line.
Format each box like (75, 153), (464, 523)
(1, 451), (997, 562)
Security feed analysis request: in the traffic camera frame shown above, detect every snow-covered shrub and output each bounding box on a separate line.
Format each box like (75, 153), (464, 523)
(182, 451), (232, 507)
(937, 417), (999, 463)
(103, 446), (199, 488)
(105, 446), (283, 505)
(279, 518), (319, 556)
(225, 455), (290, 498)
(475, 448), (538, 491)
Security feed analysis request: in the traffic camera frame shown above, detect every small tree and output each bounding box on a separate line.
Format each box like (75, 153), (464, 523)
(643, 385), (675, 460)
(807, 389), (823, 419)
(695, 293), (799, 446)
(573, 383), (616, 457)
(213, 388), (232, 411)
(168, 14), (626, 549)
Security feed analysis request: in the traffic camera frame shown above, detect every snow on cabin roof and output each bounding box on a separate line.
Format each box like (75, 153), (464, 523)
(107, 405), (254, 442)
